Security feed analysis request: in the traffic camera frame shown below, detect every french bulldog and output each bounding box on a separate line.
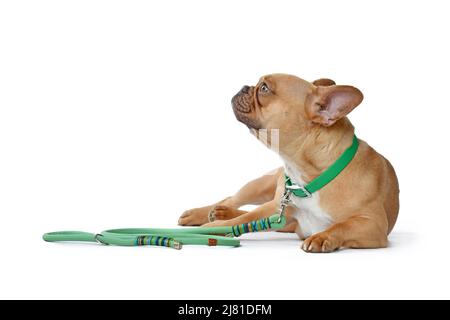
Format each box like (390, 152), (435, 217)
(179, 74), (399, 253)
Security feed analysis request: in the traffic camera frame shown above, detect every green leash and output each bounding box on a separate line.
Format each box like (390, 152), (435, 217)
(43, 214), (287, 250)
(43, 135), (359, 250)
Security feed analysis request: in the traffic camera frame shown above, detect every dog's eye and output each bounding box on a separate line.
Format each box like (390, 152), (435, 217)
(259, 83), (270, 93)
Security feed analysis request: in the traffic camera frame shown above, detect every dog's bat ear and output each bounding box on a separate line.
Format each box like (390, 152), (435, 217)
(307, 85), (364, 127)
(312, 78), (336, 87)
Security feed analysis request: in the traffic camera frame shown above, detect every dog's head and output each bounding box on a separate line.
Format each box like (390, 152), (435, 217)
(231, 74), (363, 149)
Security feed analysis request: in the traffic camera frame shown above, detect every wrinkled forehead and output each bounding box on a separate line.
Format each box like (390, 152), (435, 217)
(258, 74), (313, 100)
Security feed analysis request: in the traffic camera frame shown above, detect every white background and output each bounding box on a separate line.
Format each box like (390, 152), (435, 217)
(0, 0), (449, 299)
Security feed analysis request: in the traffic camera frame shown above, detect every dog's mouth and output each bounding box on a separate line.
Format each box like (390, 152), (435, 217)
(233, 112), (262, 130)
(231, 90), (262, 130)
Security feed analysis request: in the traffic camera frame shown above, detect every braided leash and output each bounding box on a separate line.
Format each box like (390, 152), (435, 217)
(231, 216), (273, 237)
(43, 214), (287, 250)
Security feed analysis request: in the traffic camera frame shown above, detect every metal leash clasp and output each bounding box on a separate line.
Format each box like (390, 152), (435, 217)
(277, 188), (292, 223)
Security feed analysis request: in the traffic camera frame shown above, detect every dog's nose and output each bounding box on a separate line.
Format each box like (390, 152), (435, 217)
(240, 85), (250, 94)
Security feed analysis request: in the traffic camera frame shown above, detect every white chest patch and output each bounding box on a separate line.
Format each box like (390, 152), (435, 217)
(284, 163), (333, 239)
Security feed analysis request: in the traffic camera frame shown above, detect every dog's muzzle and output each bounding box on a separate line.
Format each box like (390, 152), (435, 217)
(231, 85), (262, 130)
(232, 86), (253, 113)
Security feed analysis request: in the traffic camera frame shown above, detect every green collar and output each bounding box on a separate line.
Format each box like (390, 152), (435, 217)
(285, 135), (359, 198)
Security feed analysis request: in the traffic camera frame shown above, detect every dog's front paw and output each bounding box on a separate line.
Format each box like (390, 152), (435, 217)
(178, 208), (207, 226)
(302, 232), (340, 253)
